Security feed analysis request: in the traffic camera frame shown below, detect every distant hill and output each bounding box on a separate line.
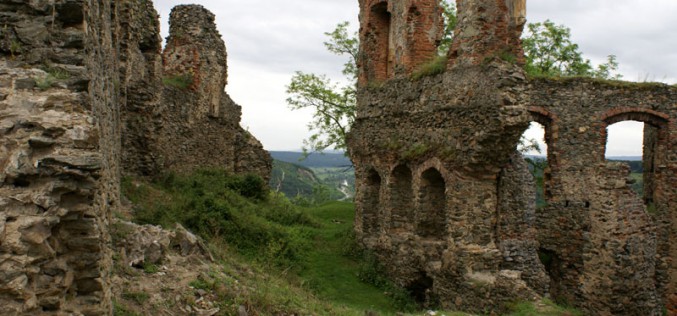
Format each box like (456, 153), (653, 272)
(269, 151), (352, 168)
(269, 160), (320, 198)
(607, 156), (642, 161)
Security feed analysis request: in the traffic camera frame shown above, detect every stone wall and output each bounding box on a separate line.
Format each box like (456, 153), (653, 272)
(350, 0), (677, 314)
(0, 0), (273, 314)
(120, 4), (272, 181)
(0, 0), (118, 313)
(528, 79), (676, 314)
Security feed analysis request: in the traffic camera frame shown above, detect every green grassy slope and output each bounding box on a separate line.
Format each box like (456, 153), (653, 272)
(121, 169), (581, 316)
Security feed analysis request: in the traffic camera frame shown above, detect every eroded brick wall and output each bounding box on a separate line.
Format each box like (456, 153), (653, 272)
(447, 0), (526, 68)
(529, 79), (676, 314)
(358, 0), (444, 85)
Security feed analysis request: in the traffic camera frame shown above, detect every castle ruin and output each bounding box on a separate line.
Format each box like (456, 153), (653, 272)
(0, 0), (270, 314)
(349, 0), (677, 314)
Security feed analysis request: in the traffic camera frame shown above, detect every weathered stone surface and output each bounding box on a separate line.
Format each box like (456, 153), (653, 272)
(119, 4), (272, 181)
(112, 220), (212, 268)
(0, 1), (272, 314)
(350, 0), (677, 314)
(0, 0), (117, 314)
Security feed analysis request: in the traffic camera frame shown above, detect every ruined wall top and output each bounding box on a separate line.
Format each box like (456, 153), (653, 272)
(163, 4), (229, 120)
(447, 0), (526, 67)
(358, 0), (444, 85)
(357, 0), (527, 86)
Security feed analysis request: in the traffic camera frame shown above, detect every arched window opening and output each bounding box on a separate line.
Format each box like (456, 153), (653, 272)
(417, 168), (446, 239)
(605, 121), (647, 202)
(390, 165), (414, 233)
(520, 122), (549, 208)
(365, 2), (392, 82)
(363, 169), (382, 236)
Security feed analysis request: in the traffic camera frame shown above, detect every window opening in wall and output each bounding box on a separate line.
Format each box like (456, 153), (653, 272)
(416, 168), (446, 239)
(520, 122), (548, 208)
(605, 121), (645, 201)
(390, 165), (413, 233)
(363, 169), (382, 236)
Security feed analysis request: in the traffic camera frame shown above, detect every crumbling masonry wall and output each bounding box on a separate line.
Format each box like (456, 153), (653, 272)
(119, 4), (272, 181)
(0, 0), (120, 314)
(358, 0), (444, 85)
(0, 0), (273, 314)
(349, 0), (676, 314)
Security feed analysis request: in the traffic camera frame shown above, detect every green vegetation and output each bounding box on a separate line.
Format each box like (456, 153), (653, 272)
(122, 170), (407, 314)
(35, 67), (71, 91)
(270, 159), (320, 198)
(123, 169), (582, 315)
(411, 55), (448, 80)
(121, 291), (150, 305)
(162, 73), (193, 89)
(523, 20), (621, 79)
(507, 299), (582, 316)
(296, 202), (416, 313)
(113, 301), (141, 316)
(269, 152), (355, 203)
(122, 169), (317, 268)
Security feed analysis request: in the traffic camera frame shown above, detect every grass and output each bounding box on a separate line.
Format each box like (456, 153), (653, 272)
(162, 73), (193, 89)
(296, 201), (412, 313)
(121, 169), (584, 316)
(411, 55), (448, 80)
(121, 291), (150, 305)
(507, 299), (582, 316)
(113, 301), (141, 316)
(34, 66), (71, 91)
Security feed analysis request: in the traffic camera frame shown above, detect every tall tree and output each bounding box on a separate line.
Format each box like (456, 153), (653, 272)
(286, 21), (357, 155)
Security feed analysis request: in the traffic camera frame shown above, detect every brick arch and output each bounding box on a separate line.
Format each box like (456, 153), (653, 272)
(600, 107), (670, 205)
(601, 107), (670, 127)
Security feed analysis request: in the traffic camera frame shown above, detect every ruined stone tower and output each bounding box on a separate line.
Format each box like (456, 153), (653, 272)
(349, 0), (677, 314)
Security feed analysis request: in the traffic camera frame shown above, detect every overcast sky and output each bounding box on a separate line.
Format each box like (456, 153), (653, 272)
(154, 0), (676, 156)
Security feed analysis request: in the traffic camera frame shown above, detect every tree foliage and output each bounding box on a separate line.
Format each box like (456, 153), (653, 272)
(286, 22), (357, 154)
(437, 0), (458, 55)
(523, 20), (621, 79)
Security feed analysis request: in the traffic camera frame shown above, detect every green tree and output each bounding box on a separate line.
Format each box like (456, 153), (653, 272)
(522, 20), (621, 79)
(286, 22), (357, 155)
